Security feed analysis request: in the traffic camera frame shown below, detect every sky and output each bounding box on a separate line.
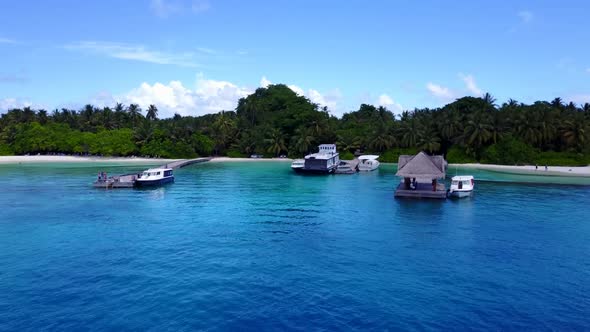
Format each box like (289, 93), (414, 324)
(1, 0), (590, 118)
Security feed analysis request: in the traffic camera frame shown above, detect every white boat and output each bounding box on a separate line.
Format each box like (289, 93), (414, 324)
(448, 175), (474, 198)
(335, 160), (357, 174)
(358, 155), (380, 171)
(291, 159), (305, 171)
(293, 144), (340, 174)
(135, 167), (174, 187)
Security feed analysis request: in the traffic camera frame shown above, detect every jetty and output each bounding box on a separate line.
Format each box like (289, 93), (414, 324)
(93, 157), (211, 189)
(394, 151), (447, 199)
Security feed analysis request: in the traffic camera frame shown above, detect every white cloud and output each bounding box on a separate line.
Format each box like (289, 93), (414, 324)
(377, 94), (403, 114)
(150, 0), (210, 17)
(458, 73), (482, 96)
(426, 82), (455, 101)
(65, 41), (199, 67)
(260, 76), (272, 88)
(0, 98), (44, 112)
(120, 75), (252, 118)
(258, 76), (341, 114)
(287, 84), (305, 96)
(518, 10), (534, 24)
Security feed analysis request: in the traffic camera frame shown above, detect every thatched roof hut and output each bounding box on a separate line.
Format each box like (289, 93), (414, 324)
(396, 151), (446, 179)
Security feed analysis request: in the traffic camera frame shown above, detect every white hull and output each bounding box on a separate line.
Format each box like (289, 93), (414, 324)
(449, 190), (472, 198)
(358, 165), (379, 171)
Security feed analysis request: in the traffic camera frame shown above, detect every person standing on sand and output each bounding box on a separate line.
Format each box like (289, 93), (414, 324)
(545, 165), (548, 171)
(535, 164), (538, 170)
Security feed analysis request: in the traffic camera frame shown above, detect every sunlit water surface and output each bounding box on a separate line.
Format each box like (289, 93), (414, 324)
(1, 161), (589, 330)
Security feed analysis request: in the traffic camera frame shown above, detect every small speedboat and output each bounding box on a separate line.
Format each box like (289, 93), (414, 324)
(135, 167), (174, 187)
(335, 160), (357, 174)
(291, 159), (305, 173)
(448, 175), (474, 198)
(358, 155), (380, 171)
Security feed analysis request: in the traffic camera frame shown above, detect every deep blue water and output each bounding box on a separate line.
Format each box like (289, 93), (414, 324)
(1, 161), (590, 331)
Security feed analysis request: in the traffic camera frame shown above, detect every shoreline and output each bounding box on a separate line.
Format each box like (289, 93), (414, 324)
(0, 155), (179, 165)
(1, 155), (589, 177)
(450, 163), (590, 177)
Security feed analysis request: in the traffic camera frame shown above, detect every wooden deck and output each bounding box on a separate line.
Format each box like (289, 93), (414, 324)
(394, 182), (447, 199)
(161, 157), (212, 170)
(93, 157), (211, 189)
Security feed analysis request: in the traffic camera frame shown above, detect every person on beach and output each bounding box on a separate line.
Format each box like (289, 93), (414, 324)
(545, 165), (548, 171)
(535, 164), (538, 170)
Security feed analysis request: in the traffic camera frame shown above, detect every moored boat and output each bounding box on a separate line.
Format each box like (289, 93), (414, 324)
(291, 159), (305, 173)
(358, 155), (380, 171)
(448, 175), (474, 198)
(292, 144), (340, 174)
(135, 167), (174, 187)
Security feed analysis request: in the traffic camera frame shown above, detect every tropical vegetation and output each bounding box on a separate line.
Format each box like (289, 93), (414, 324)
(1, 85), (589, 165)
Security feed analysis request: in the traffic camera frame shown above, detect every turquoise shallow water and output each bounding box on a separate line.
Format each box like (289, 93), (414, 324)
(1, 161), (590, 330)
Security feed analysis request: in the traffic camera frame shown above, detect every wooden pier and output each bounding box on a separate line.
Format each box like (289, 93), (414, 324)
(93, 157), (211, 189)
(394, 182), (447, 199)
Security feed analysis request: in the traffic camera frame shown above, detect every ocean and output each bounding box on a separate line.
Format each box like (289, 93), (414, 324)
(1, 161), (589, 330)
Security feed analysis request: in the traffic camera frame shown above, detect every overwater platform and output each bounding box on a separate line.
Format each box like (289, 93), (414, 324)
(394, 182), (447, 199)
(93, 157), (211, 189)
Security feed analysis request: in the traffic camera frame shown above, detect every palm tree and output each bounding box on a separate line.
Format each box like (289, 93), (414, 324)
(134, 120), (153, 147)
(292, 127), (315, 155)
(482, 92), (497, 108)
(337, 134), (361, 154)
(37, 109), (48, 124)
(561, 116), (588, 150)
(265, 128), (286, 156)
(418, 130), (441, 153)
(146, 104), (158, 121)
(462, 111), (492, 155)
(551, 97), (564, 109)
(127, 104), (143, 127)
(399, 117), (422, 148)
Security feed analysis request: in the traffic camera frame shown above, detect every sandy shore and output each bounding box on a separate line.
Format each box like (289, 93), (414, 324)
(209, 157), (292, 162)
(2, 155), (588, 177)
(0, 155), (178, 165)
(452, 163), (590, 177)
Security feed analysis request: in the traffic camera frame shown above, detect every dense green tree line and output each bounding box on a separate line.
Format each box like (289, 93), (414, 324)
(1, 85), (589, 165)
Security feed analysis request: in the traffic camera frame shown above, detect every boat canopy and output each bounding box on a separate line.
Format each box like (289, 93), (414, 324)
(358, 155), (379, 161)
(451, 175), (474, 181)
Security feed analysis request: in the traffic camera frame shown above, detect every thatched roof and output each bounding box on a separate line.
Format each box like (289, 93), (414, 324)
(396, 151), (446, 179)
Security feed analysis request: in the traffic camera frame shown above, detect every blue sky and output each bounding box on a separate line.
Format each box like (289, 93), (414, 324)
(1, 0), (589, 117)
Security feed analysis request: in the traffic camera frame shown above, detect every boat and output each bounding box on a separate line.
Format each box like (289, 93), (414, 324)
(448, 175), (474, 198)
(293, 144), (340, 174)
(358, 155), (380, 171)
(335, 160), (357, 174)
(291, 159), (305, 172)
(134, 167), (174, 187)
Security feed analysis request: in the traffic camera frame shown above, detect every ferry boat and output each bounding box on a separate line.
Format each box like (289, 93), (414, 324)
(448, 175), (474, 198)
(293, 144), (340, 174)
(358, 155), (380, 171)
(135, 167), (174, 187)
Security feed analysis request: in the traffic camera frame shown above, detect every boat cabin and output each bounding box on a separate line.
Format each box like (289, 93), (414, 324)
(294, 144), (340, 174)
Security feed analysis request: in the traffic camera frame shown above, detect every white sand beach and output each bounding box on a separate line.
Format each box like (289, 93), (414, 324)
(0, 155), (179, 165)
(453, 163), (590, 177)
(209, 157), (292, 162)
